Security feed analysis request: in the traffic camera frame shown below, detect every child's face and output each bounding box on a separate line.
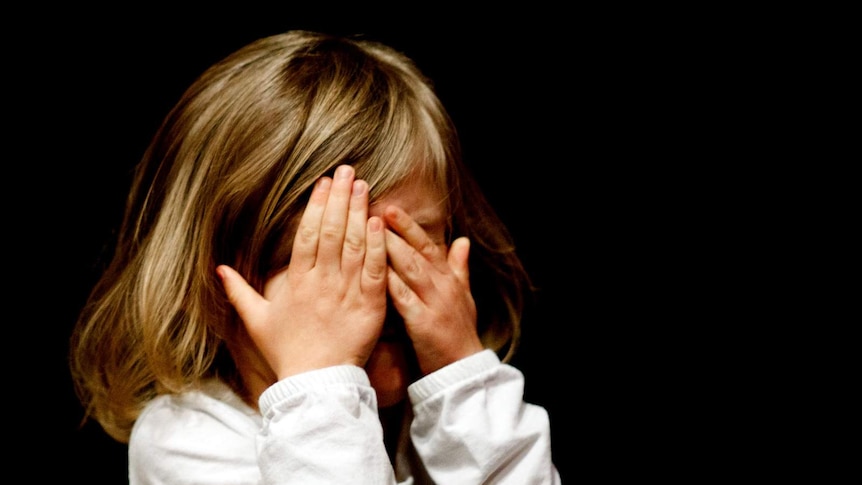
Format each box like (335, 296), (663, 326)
(366, 176), (448, 408)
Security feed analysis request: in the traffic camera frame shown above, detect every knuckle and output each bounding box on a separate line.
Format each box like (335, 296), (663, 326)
(342, 234), (364, 256)
(404, 259), (422, 278)
(297, 226), (318, 245)
(391, 280), (412, 300)
(418, 240), (437, 258)
(319, 226), (341, 243)
(365, 264), (386, 282)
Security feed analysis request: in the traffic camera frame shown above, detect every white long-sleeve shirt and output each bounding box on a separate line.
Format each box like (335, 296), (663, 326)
(129, 349), (561, 484)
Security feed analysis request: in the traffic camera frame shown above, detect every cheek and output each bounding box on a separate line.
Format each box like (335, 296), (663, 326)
(367, 196), (397, 220)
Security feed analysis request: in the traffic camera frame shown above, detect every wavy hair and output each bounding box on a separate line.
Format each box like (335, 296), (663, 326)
(69, 30), (531, 443)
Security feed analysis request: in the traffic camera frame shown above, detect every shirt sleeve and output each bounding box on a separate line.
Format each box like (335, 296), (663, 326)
(256, 365), (397, 484)
(408, 349), (562, 484)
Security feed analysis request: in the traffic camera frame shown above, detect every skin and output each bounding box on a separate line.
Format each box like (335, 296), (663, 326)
(217, 164), (485, 411)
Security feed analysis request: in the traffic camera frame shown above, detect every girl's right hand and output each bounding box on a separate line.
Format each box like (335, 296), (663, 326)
(217, 165), (389, 379)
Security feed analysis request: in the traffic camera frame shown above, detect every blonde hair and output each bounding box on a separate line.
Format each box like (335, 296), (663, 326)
(69, 30), (530, 443)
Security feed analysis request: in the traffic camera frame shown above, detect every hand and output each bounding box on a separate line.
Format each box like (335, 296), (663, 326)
(217, 165), (388, 379)
(383, 205), (483, 375)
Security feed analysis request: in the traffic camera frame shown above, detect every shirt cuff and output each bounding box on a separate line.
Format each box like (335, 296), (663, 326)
(407, 349), (501, 404)
(259, 365), (370, 416)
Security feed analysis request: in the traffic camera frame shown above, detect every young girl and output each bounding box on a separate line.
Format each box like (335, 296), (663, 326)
(70, 29), (561, 484)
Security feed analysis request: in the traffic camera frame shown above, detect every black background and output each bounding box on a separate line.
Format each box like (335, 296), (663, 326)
(12, 6), (768, 484)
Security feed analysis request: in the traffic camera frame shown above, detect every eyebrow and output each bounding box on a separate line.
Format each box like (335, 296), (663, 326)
(414, 213), (444, 224)
(415, 217), (448, 244)
(413, 210), (446, 229)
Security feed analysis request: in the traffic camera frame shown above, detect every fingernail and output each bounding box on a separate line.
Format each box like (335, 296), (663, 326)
(336, 165), (353, 179)
(369, 217), (382, 232)
(352, 180), (366, 197)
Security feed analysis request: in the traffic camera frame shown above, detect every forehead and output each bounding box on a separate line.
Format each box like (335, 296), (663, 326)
(368, 175), (447, 224)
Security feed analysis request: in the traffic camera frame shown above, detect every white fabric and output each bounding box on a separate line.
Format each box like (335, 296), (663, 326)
(129, 349), (561, 484)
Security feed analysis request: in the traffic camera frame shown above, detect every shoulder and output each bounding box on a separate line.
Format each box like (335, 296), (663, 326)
(129, 380), (262, 481)
(134, 379), (260, 436)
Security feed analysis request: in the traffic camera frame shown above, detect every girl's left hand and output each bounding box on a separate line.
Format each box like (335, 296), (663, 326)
(383, 205), (483, 375)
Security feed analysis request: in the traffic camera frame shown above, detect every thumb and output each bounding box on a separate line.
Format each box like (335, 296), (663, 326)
(216, 264), (268, 326)
(448, 237), (471, 286)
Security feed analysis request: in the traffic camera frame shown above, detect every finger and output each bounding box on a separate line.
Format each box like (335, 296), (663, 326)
(342, 179), (369, 270)
(382, 205), (446, 267)
(290, 176), (331, 273)
(216, 265), (268, 329)
(386, 264), (422, 322)
(448, 236), (471, 287)
(385, 228), (434, 296)
(317, 165), (355, 269)
(362, 216), (387, 293)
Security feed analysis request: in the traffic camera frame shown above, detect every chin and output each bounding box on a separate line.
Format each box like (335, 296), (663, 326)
(365, 341), (411, 408)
